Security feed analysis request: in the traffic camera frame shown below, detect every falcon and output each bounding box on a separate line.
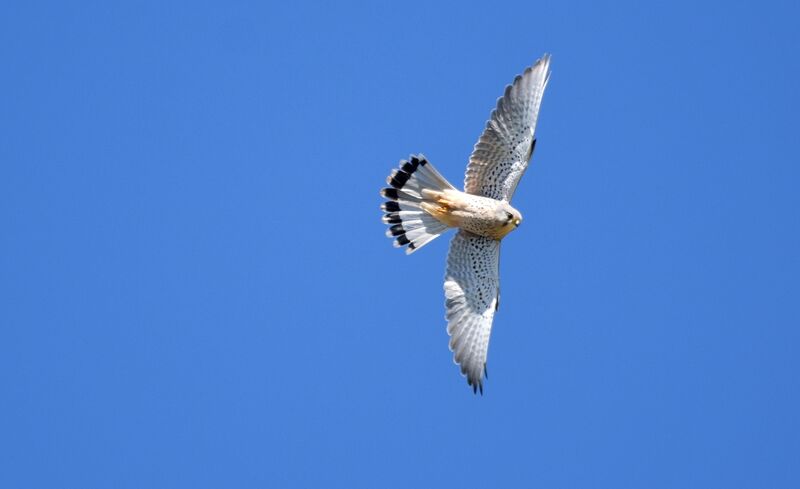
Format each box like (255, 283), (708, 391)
(380, 54), (551, 394)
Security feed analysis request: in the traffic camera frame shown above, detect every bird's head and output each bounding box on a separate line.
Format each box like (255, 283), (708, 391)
(495, 203), (523, 238)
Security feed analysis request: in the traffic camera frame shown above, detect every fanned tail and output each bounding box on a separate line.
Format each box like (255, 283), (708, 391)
(380, 154), (455, 254)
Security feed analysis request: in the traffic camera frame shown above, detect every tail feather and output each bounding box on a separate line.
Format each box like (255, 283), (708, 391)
(380, 154), (455, 254)
(381, 210), (424, 224)
(380, 186), (422, 202)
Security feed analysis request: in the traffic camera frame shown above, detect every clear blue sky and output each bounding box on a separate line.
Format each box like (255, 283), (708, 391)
(2, 0), (799, 487)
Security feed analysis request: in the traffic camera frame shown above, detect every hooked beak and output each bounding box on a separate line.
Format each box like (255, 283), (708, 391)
(513, 219), (521, 227)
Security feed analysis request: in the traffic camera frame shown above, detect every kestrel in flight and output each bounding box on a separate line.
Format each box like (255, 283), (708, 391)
(380, 54), (551, 393)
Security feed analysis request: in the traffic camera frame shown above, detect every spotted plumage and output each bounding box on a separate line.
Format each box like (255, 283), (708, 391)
(379, 54), (551, 393)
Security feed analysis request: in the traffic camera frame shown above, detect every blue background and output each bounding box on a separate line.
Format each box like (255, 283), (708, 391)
(2, 1), (799, 487)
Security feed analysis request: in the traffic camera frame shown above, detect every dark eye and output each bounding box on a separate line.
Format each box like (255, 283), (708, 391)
(505, 212), (514, 221)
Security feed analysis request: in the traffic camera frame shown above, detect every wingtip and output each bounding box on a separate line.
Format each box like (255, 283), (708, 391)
(469, 381), (484, 396)
(467, 373), (486, 396)
(539, 52), (551, 65)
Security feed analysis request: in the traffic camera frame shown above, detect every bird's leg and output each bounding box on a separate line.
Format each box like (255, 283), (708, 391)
(420, 189), (460, 227)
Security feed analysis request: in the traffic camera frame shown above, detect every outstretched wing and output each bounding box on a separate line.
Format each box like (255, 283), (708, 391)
(444, 230), (500, 394)
(464, 54), (551, 201)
